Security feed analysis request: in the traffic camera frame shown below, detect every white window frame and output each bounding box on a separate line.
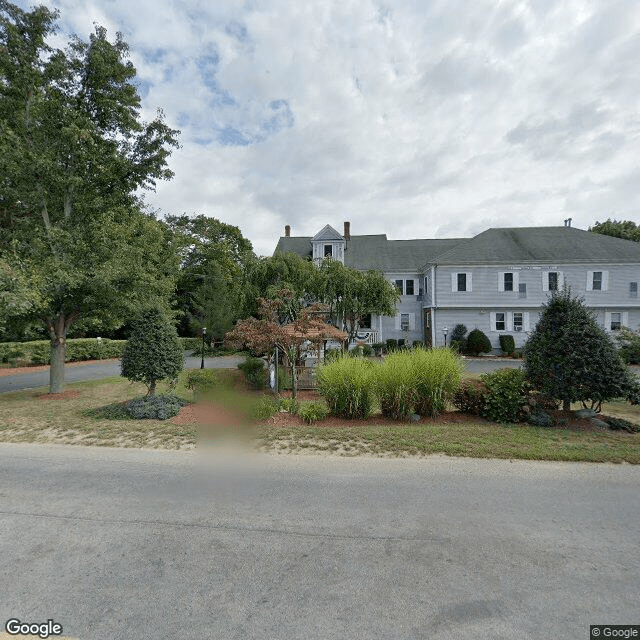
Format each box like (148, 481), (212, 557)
(451, 272), (473, 292)
(587, 270), (609, 291)
(604, 311), (628, 331)
(543, 271), (564, 292)
(498, 271), (519, 293)
(395, 313), (415, 332)
(490, 311), (531, 332)
(405, 279), (415, 296)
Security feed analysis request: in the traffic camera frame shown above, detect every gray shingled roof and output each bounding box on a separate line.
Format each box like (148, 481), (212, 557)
(275, 226), (640, 270)
(431, 227), (640, 265)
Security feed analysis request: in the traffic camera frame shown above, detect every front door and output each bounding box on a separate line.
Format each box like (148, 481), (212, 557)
(424, 310), (432, 348)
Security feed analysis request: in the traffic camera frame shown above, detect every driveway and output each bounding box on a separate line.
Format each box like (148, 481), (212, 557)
(0, 444), (637, 640)
(0, 353), (245, 393)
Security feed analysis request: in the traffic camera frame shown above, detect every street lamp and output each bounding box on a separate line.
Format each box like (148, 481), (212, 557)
(442, 325), (448, 347)
(201, 327), (206, 369)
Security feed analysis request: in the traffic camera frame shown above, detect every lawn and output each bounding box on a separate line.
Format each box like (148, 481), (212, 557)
(0, 373), (639, 462)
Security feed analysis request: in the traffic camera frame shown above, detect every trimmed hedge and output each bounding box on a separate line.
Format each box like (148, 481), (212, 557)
(0, 339), (127, 365)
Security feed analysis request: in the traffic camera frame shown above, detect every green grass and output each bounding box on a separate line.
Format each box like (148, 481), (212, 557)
(255, 419), (640, 463)
(0, 376), (197, 449)
(0, 373), (639, 462)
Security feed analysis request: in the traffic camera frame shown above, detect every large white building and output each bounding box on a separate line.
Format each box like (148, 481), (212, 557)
(275, 222), (640, 350)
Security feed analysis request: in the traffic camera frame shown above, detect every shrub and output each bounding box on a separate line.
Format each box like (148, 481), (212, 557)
(450, 324), (468, 353)
(185, 369), (220, 398)
(375, 350), (416, 420)
(602, 416), (640, 433)
(121, 308), (184, 395)
(238, 356), (266, 388)
(412, 347), (463, 416)
(277, 366), (291, 390)
(317, 356), (375, 419)
(466, 329), (492, 356)
(361, 343), (374, 357)
(0, 338), (126, 365)
(481, 368), (530, 423)
(452, 380), (488, 416)
(528, 410), (555, 428)
(524, 289), (639, 411)
(251, 395), (281, 421)
(371, 342), (386, 354)
(324, 348), (343, 364)
(499, 334), (515, 356)
(298, 401), (329, 424)
(411, 340), (424, 349)
(125, 394), (188, 420)
(614, 327), (640, 365)
(280, 397), (300, 414)
(385, 338), (398, 352)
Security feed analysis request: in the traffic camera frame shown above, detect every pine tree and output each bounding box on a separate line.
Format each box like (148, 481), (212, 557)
(524, 288), (637, 411)
(121, 308), (183, 395)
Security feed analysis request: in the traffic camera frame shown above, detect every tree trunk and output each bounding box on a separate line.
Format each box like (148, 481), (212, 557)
(49, 336), (66, 394)
(149, 379), (156, 396)
(563, 399), (571, 411)
(46, 310), (80, 394)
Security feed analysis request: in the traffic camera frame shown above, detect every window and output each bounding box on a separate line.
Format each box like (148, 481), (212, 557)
(611, 313), (622, 330)
(400, 313), (410, 331)
(395, 279), (404, 295)
(405, 279), (414, 295)
(359, 314), (371, 329)
(457, 273), (467, 292)
(495, 312), (506, 331)
(548, 272), (559, 291)
(513, 312), (523, 332)
(631, 282), (638, 298)
(592, 271), (602, 291)
(518, 283), (527, 298)
(504, 273), (514, 292)
(324, 244), (333, 257)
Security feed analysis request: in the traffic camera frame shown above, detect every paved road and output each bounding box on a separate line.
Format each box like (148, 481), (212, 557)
(0, 444), (637, 640)
(0, 354), (245, 393)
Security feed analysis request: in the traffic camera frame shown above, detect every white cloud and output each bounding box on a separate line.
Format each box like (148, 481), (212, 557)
(20, 0), (640, 255)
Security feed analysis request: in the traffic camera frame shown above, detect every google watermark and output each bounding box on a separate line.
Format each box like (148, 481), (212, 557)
(4, 618), (63, 638)
(591, 626), (640, 638)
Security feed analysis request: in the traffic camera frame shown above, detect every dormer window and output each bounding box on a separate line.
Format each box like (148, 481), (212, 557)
(324, 244), (333, 257)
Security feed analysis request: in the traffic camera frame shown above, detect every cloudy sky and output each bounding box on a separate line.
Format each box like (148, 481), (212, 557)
(21, 0), (640, 255)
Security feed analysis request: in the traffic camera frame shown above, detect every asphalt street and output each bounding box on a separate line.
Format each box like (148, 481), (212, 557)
(0, 444), (638, 639)
(0, 355), (517, 394)
(0, 354), (246, 393)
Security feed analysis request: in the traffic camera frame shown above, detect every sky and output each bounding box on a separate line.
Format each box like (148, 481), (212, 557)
(20, 0), (640, 256)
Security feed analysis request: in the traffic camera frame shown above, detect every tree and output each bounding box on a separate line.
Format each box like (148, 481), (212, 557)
(225, 290), (346, 398)
(590, 219), (640, 242)
(120, 307), (183, 395)
(0, 3), (180, 392)
(317, 259), (399, 345)
(524, 288), (638, 411)
(241, 252), (321, 320)
(165, 214), (254, 341)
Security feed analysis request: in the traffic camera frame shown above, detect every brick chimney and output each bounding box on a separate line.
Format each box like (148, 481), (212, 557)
(285, 225), (290, 237)
(343, 221), (350, 239)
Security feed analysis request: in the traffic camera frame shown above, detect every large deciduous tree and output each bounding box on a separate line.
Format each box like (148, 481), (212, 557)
(590, 219), (640, 242)
(0, 3), (180, 392)
(524, 288), (638, 411)
(165, 214), (254, 341)
(317, 259), (399, 345)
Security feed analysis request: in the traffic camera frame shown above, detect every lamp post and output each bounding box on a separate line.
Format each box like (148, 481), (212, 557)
(201, 327), (206, 369)
(442, 325), (448, 347)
